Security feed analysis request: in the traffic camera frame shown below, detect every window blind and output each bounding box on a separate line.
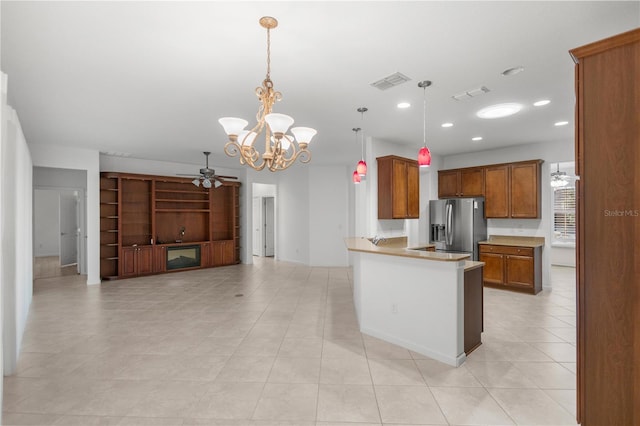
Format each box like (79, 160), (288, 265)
(553, 186), (576, 240)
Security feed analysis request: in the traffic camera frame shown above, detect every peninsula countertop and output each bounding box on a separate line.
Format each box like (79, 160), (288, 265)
(344, 237), (469, 262)
(478, 235), (545, 248)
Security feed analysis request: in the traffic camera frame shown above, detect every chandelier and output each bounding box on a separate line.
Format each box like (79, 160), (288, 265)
(417, 80), (432, 167)
(219, 16), (317, 172)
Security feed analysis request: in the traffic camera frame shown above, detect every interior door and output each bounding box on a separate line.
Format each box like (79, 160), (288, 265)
(59, 192), (79, 267)
(264, 197), (275, 257)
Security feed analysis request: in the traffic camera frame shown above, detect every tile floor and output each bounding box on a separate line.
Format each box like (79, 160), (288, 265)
(3, 259), (578, 425)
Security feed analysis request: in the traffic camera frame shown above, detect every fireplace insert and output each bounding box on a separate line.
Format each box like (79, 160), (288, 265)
(166, 245), (201, 270)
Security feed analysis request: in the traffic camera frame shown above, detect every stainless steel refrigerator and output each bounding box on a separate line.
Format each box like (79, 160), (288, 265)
(429, 198), (487, 260)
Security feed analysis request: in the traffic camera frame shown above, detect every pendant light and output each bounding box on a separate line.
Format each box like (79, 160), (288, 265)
(418, 81), (432, 167)
(352, 127), (362, 184)
(356, 107), (368, 176)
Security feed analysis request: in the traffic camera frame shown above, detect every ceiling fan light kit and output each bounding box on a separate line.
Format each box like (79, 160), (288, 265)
(178, 151), (231, 189)
(219, 16), (317, 172)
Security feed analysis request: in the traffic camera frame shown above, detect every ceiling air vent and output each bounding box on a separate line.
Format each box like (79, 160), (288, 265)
(452, 86), (490, 101)
(370, 72), (412, 91)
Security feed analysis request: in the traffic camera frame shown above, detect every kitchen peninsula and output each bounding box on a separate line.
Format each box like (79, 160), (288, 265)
(345, 237), (484, 367)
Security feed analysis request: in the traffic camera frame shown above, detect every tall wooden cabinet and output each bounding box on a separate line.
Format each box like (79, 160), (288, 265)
(570, 28), (640, 426)
(99, 172), (241, 280)
(377, 155), (419, 219)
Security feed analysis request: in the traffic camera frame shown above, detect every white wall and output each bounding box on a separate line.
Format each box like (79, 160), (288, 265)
(309, 166), (349, 267)
(276, 166), (310, 264)
(356, 137), (440, 247)
(29, 145), (100, 284)
(442, 139), (575, 288)
(2, 72), (34, 377)
(33, 190), (60, 257)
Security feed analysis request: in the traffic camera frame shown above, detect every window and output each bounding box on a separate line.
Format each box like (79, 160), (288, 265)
(553, 186), (576, 242)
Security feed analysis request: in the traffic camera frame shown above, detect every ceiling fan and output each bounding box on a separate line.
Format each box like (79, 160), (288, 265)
(550, 163), (569, 188)
(177, 151), (236, 189)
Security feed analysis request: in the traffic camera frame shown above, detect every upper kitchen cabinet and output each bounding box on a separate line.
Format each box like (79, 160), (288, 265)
(484, 160), (542, 219)
(377, 155), (419, 219)
(438, 167), (484, 198)
(510, 160), (542, 218)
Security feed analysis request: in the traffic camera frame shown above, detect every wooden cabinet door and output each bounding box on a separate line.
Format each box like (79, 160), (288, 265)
(438, 170), (459, 198)
(121, 247), (137, 277)
(201, 243), (211, 267)
(222, 240), (235, 265)
(505, 255), (534, 288)
(406, 162), (420, 218)
(485, 165), (509, 218)
(392, 160), (408, 218)
(460, 168), (484, 197)
(510, 162), (540, 218)
(211, 241), (224, 266)
(479, 252), (504, 285)
(153, 246), (166, 273)
(137, 246), (154, 275)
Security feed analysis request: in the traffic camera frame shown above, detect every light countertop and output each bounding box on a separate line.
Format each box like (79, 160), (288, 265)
(478, 235), (545, 248)
(344, 237), (469, 262)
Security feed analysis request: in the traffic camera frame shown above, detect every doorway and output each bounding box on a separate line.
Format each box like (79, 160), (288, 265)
(33, 167), (87, 278)
(33, 189), (82, 278)
(252, 183), (277, 258)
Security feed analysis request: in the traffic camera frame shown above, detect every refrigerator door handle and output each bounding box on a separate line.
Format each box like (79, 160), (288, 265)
(446, 202), (453, 246)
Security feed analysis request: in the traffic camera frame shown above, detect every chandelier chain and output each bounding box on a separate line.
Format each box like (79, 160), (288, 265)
(266, 27), (271, 81)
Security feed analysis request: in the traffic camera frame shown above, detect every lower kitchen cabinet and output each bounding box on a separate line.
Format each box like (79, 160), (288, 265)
(121, 245), (154, 277)
(479, 244), (542, 294)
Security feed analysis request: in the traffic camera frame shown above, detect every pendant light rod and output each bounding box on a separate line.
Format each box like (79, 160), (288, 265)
(417, 80), (432, 168)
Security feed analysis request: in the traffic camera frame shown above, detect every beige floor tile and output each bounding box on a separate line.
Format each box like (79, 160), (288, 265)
(316, 384), (380, 423)
(321, 339), (365, 359)
(320, 357), (372, 385)
(5, 261), (580, 426)
(512, 361), (576, 389)
(51, 415), (122, 425)
(488, 388), (577, 425)
(267, 357), (321, 383)
(464, 360), (537, 388)
(189, 382), (264, 419)
(543, 389), (577, 417)
(530, 342), (577, 363)
(368, 359), (425, 386)
(363, 336), (413, 359)
(1, 412), (61, 425)
(214, 356), (275, 382)
(415, 359), (482, 387)
(431, 386), (515, 425)
(375, 385), (447, 424)
(277, 337), (323, 358)
(251, 383), (318, 421)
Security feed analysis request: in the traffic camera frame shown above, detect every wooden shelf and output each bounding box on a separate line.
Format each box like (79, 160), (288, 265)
(100, 171), (240, 279)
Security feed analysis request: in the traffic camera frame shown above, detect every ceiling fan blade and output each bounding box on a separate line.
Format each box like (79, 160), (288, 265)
(176, 174), (201, 177)
(215, 175), (238, 179)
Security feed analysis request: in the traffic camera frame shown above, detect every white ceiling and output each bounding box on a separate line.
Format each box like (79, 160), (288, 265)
(2, 1), (638, 169)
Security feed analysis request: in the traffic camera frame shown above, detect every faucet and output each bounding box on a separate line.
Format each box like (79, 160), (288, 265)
(371, 235), (387, 246)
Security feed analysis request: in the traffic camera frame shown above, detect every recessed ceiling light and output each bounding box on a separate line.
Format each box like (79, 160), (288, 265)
(441, 122), (453, 128)
(476, 103), (523, 119)
(502, 66), (524, 76)
(534, 100), (551, 107)
(472, 137), (483, 141)
(555, 121), (569, 126)
(397, 102), (411, 109)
